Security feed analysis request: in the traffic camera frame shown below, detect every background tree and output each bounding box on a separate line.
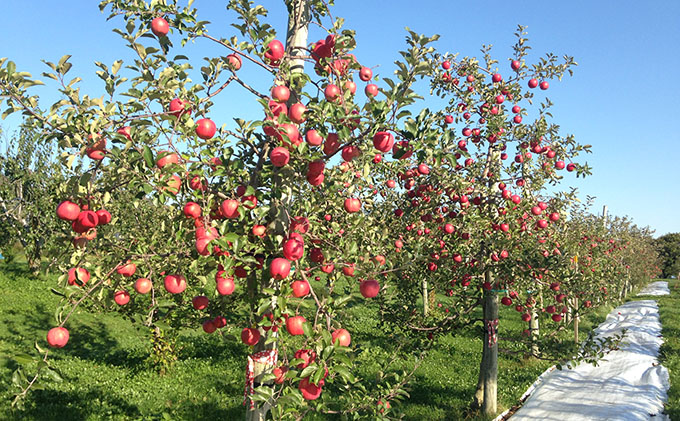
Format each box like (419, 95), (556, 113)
(655, 233), (680, 279)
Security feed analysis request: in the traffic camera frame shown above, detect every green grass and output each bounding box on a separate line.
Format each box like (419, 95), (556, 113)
(654, 279), (680, 420)
(0, 261), (632, 420)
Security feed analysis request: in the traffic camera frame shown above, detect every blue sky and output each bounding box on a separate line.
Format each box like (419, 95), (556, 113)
(1, 1), (678, 236)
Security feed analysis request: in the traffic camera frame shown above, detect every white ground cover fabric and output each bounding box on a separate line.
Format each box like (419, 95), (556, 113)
(509, 285), (670, 421)
(638, 281), (671, 296)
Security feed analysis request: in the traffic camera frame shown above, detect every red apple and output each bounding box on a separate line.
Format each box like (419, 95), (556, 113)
(68, 267), (90, 286)
(364, 83), (378, 97)
(270, 146), (290, 167)
(226, 53), (242, 70)
(195, 118), (217, 140)
(220, 199), (240, 219)
(359, 66), (373, 81)
(202, 320), (217, 334)
(264, 40), (284, 65)
(114, 290), (130, 306)
(271, 85), (290, 103)
(291, 279), (310, 298)
(57, 201), (80, 221)
(95, 209), (111, 225)
(77, 210), (99, 229)
(270, 258), (291, 280)
(116, 261), (136, 277)
(305, 130), (323, 147)
(289, 103), (307, 124)
(299, 377), (322, 400)
(164, 274), (187, 294)
(168, 98), (191, 118)
(192, 295), (209, 310)
(283, 237), (304, 261)
(344, 198), (361, 213)
(135, 278), (152, 294)
(46, 327), (69, 348)
(151, 17), (169, 37)
(286, 315), (306, 335)
(324, 84), (340, 102)
(216, 275), (235, 295)
(373, 131), (394, 152)
(360, 279), (380, 298)
(273, 366), (288, 384)
(241, 327), (260, 346)
(183, 202), (202, 219)
(331, 328), (351, 347)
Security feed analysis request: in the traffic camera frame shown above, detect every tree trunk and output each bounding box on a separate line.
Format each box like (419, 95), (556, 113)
(481, 270), (499, 416)
(530, 293), (540, 358)
(573, 297), (579, 343)
(422, 279), (428, 316)
(246, 2), (310, 420)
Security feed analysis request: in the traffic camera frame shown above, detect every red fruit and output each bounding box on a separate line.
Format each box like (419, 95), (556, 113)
(552, 314), (562, 322)
(273, 366), (288, 384)
(114, 290), (130, 306)
(492, 73), (502, 83)
(270, 258), (291, 280)
(521, 313), (531, 322)
(344, 198), (361, 213)
(46, 327), (69, 348)
(386, 180), (396, 188)
(501, 297), (513, 306)
(151, 17), (169, 37)
(57, 201), (80, 221)
(183, 202), (202, 219)
(364, 83), (378, 97)
(164, 274), (187, 294)
(216, 275), (235, 295)
(331, 328), (351, 347)
(264, 40), (284, 65)
(360, 279), (380, 298)
(270, 146), (290, 167)
(195, 118), (217, 140)
(324, 84), (340, 102)
(344, 80), (357, 94)
(528, 78), (539, 88)
(116, 261), (136, 277)
(549, 212), (560, 222)
(442, 60), (451, 69)
(299, 377), (322, 400)
(283, 237), (304, 261)
(252, 225), (266, 237)
(294, 349), (316, 369)
(156, 151), (179, 169)
(305, 130), (323, 146)
(168, 98), (191, 118)
(341, 145), (360, 162)
(95, 209), (112, 225)
(213, 316), (227, 328)
(342, 263), (355, 277)
(545, 305), (556, 314)
(220, 199), (240, 219)
(226, 53), (242, 70)
(550, 282), (560, 291)
(271, 85), (290, 103)
(202, 320), (217, 334)
(291, 280), (310, 297)
(68, 267), (90, 286)
(373, 131), (394, 152)
(310, 247), (324, 263)
(192, 295), (209, 310)
(511, 60), (521, 71)
(289, 103), (307, 124)
(359, 66), (373, 81)
(290, 216), (310, 234)
(286, 315), (306, 335)
(445, 115), (454, 124)
(555, 160), (566, 170)
(418, 163), (430, 175)
(241, 327), (260, 346)
(135, 278), (152, 294)
(567, 163), (576, 172)
(540, 81), (549, 90)
(77, 210), (99, 229)
(323, 133), (340, 155)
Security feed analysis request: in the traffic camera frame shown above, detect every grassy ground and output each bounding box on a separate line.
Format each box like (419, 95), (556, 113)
(0, 260), (624, 420)
(654, 279), (680, 420)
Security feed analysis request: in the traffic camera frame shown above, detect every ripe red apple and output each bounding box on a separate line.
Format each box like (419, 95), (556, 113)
(195, 118), (217, 140)
(156, 151), (179, 169)
(95, 209), (111, 225)
(290, 216), (309, 234)
(492, 73), (502, 83)
(528, 78), (538, 88)
(373, 131), (394, 152)
(264, 40), (284, 65)
(270, 146), (290, 167)
(164, 274), (187, 294)
(511, 60), (521, 71)
(501, 297), (512, 306)
(226, 53), (242, 70)
(344, 198), (361, 213)
(342, 263), (355, 277)
(273, 366), (288, 384)
(202, 320), (217, 334)
(299, 377), (322, 400)
(241, 327), (260, 346)
(552, 314), (562, 322)
(294, 348), (316, 369)
(192, 295), (209, 310)
(151, 17), (169, 37)
(289, 103), (307, 124)
(68, 267), (90, 286)
(359, 66), (373, 81)
(183, 202), (202, 219)
(305, 130), (323, 146)
(540, 81), (549, 90)
(216, 275), (235, 295)
(57, 201), (80, 221)
(116, 261), (137, 277)
(252, 225), (266, 237)
(271, 85), (290, 103)
(286, 315), (306, 336)
(364, 83), (378, 97)
(360, 279), (380, 298)
(114, 290), (130, 306)
(220, 199), (240, 219)
(135, 278), (152, 294)
(324, 83), (341, 102)
(331, 328), (351, 347)
(283, 237), (304, 261)
(168, 98), (191, 118)
(521, 313), (531, 322)
(77, 210), (99, 229)
(291, 279), (310, 298)
(270, 258), (291, 280)
(46, 327), (69, 348)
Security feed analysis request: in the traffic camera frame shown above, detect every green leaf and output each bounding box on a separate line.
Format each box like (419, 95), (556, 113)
(142, 146), (154, 168)
(13, 353), (36, 365)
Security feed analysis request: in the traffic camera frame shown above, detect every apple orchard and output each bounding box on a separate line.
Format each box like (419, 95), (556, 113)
(0, 0), (660, 419)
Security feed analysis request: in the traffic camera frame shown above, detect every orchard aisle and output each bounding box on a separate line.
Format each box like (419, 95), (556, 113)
(508, 282), (671, 421)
